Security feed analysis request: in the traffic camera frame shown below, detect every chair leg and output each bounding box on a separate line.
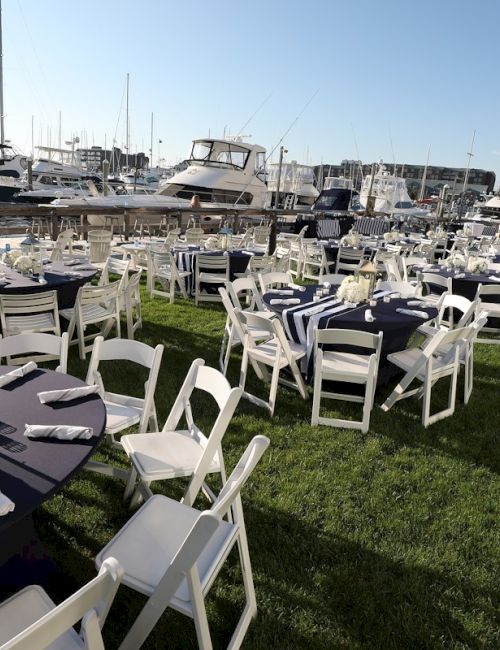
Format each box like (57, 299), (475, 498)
(228, 533), (257, 650)
(268, 362), (281, 416)
(123, 467), (138, 501)
(311, 366), (322, 426)
(289, 359), (308, 400)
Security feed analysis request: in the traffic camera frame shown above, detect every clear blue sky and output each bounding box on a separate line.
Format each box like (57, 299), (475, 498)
(3, 0), (500, 186)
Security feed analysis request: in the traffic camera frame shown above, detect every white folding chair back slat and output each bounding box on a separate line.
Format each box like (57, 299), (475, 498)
(147, 250), (190, 303)
(335, 247), (365, 275)
(88, 231), (112, 264)
(417, 272), (452, 305)
(96, 436), (269, 650)
(257, 271), (293, 295)
(123, 270), (142, 340)
(474, 284), (500, 344)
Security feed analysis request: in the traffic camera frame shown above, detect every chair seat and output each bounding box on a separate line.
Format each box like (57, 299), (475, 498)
(4, 313), (56, 333)
(321, 350), (372, 379)
(121, 430), (220, 480)
(60, 303), (114, 323)
(105, 400), (142, 434)
(480, 301), (500, 317)
(249, 337), (306, 364)
(198, 272), (228, 283)
(0, 585), (82, 649)
(387, 347), (456, 380)
(96, 494), (236, 608)
(417, 323), (445, 338)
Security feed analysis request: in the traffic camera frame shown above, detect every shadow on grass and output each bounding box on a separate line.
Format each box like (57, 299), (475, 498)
(244, 501), (499, 649)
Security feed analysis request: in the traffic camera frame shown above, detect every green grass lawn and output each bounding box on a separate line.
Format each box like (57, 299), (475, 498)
(34, 283), (499, 649)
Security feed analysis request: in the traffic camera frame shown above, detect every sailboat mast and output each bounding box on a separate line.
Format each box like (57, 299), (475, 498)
(0, 0), (5, 145)
(418, 145), (431, 202)
(126, 72), (130, 170)
(150, 112), (153, 170)
(462, 129), (476, 196)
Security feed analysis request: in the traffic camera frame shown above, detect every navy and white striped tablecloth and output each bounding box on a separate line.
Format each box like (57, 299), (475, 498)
(317, 218), (341, 239)
(482, 225), (498, 237)
(355, 217), (391, 235)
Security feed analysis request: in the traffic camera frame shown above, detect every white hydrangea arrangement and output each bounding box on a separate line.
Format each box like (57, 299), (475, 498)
(204, 236), (220, 250)
(13, 255), (34, 274)
(1, 251), (14, 267)
(463, 226), (473, 237)
(336, 275), (368, 303)
(456, 229), (464, 236)
(426, 230), (436, 239)
(466, 257), (488, 274)
(444, 252), (466, 270)
(341, 229), (360, 247)
(384, 231), (401, 242)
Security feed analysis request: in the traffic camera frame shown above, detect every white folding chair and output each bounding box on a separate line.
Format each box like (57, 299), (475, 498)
(0, 290), (61, 337)
(376, 280), (418, 298)
(99, 257), (130, 294)
(0, 332), (69, 371)
(85, 336), (164, 480)
(402, 255), (428, 282)
(0, 557), (122, 650)
(238, 310), (308, 416)
(381, 326), (469, 427)
(218, 287), (273, 375)
(257, 270), (293, 295)
(288, 240), (303, 278)
(335, 247), (365, 275)
(123, 269), (142, 340)
(383, 256), (403, 283)
(50, 228), (75, 262)
(147, 249), (190, 302)
(121, 358), (242, 508)
(96, 436), (270, 650)
(252, 225), (270, 247)
(227, 276), (265, 312)
(311, 329), (383, 433)
(235, 254), (274, 280)
(301, 243), (326, 281)
(417, 272), (452, 305)
(60, 281), (121, 359)
(417, 294), (474, 339)
(474, 283), (500, 344)
(195, 254), (230, 305)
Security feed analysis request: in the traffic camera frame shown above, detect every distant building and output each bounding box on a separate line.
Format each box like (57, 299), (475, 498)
(77, 146), (149, 173)
(314, 161), (496, 197)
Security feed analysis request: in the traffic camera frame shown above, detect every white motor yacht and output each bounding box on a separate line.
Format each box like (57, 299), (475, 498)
(264, 160), (318, 210)
(51, 136), (268, 218)
(359, 161), (427, 216)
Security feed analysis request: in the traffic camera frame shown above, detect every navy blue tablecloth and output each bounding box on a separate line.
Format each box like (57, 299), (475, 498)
(0, 261), (98, 309)
(0, 367), (106, 534)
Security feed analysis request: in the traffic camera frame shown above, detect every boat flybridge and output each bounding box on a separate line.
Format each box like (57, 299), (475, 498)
(359, 161), (427, 216)
(52, 136), (268, 211)
(264, 161), (318, 210)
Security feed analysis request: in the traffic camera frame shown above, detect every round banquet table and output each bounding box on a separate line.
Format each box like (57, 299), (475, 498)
(0, 261), (98, 309)
(417, 263), (500, 302)
(263, 286), (439, 386)
(0, 366), (106, 534)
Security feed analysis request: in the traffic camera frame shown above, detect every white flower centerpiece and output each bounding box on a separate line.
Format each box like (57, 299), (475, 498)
(341, 228), (360, 247)
(466, 256), (488, 274)
(13, 254), (34, 276)
(426, 229), (436, 239)
(463, 225), (473, 238)
(384, 230), (401, 242)
(444, 252), (466, 270)
(204, 236), (220, 250)
(336, 275), (369, 305)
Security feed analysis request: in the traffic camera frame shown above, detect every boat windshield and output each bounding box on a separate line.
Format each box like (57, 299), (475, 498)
(189, 141), (250, 169)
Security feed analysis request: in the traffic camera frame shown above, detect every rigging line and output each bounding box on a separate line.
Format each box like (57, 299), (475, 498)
(236, 92), (272, 138)
(388, 123), (397, 171)
(112, 76), (127, 147)
(232, 88), (319, 206)
(265, 88), (320, 163)
(350, 123), (364, 181)
(15, 0), (51, 112)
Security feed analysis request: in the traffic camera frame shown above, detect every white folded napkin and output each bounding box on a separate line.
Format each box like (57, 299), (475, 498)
(0, 490), (15, 516)
(270, 298), (301, 305)
(365, 309), (375, 322)
(396, 308), (429, 319)
(38, 384), (100, 404)
(288, 283), (306, 292)
(0, 362), (38, 388)
(487, 275), (500, 282)
(454, 273), (465, 279)
(24, 424), (94, 440)
(272, 289), (294, 296)
(407, 300), (426, 307)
